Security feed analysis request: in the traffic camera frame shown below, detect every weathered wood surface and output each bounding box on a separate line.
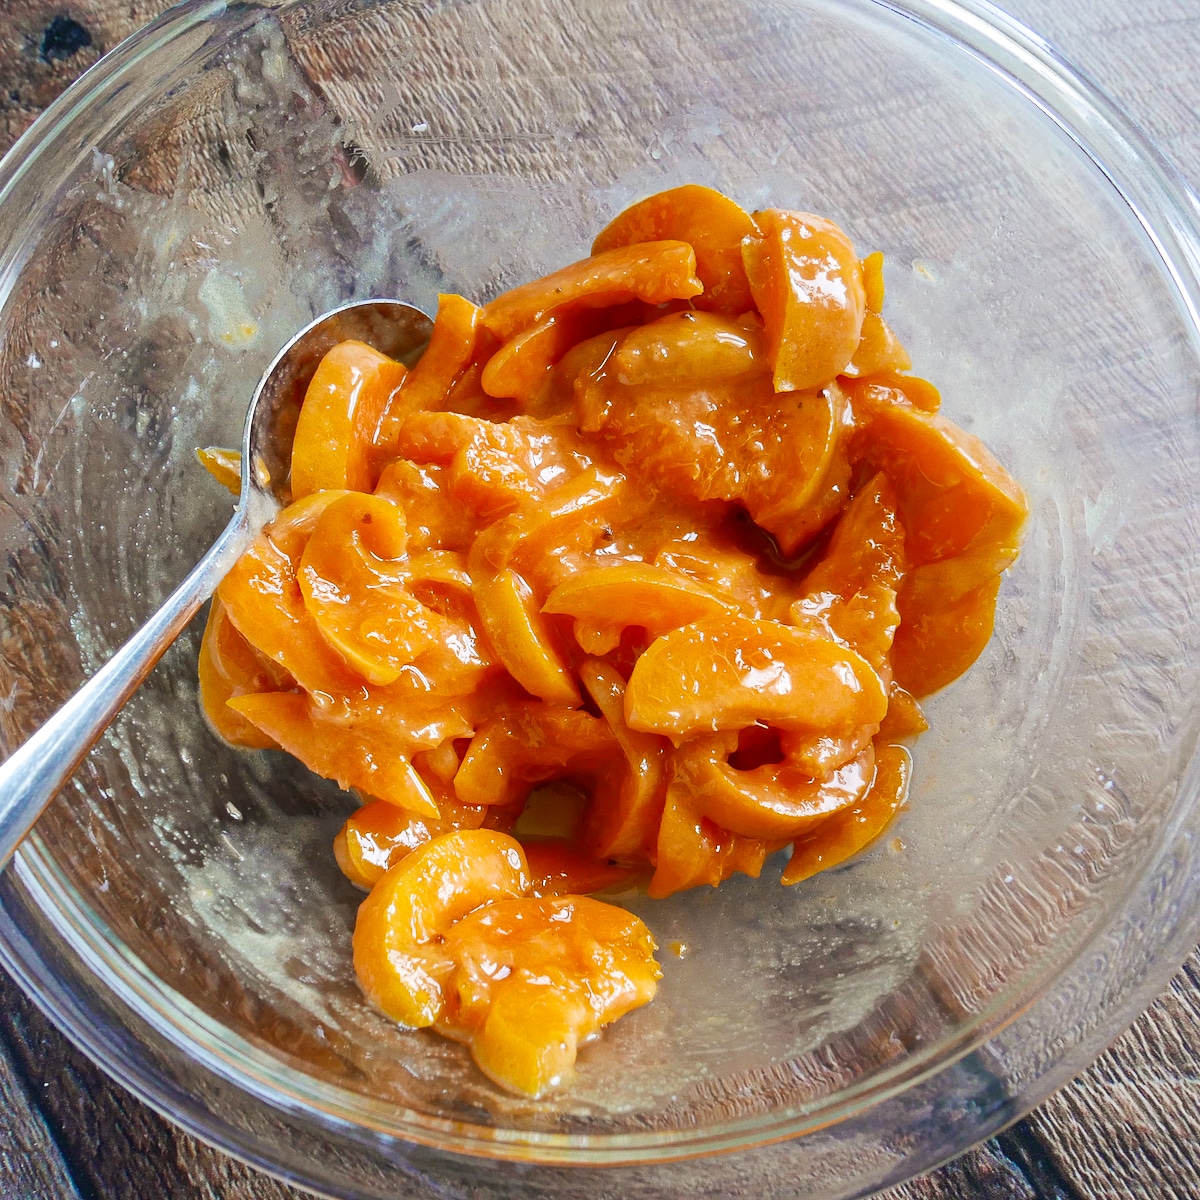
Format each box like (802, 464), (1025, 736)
(0, 0), (1198, 1196)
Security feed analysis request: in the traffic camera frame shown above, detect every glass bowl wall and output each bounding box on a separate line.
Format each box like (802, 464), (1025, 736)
(0, 0), (1198, 1195)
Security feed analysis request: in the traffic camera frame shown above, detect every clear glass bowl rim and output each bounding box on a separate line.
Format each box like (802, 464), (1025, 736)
(1, 0), (1199, 1186)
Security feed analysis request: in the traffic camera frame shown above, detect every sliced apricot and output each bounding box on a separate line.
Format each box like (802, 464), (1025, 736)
(197, 446), (241, 495)
(522, 841), (642, 896)
(374, 294), (481, 454)
(861, 250), (885, 314)
(334, 795), (488, 890)
(648, 781), (775, 898)
(470, 562), (578, 706)
(578, 658), (668, 861)
(353, 830), (529, 1027)
(591, 185), (756, 314)
(625, 615), (888, 742)
(611, 311), (768, 386)
(480, 304), (640, 404)
(802, 472), (906, 598)
(228, 691), (440, 814)
(197, 598), (284, 749)
(743, 209), (866, 392)
(442, 893), (659, 1095)
(843, 311), (912, 378)
(877, 684), (929, 741)
(852, 403), (1026, 566)
(291, 340), (408, 499)
(679, 738), (875, 841)
(891, 573), (1003, 697)
(217, 497), (368, 699)
(781, 743), (910, 885)
(481, 241), (703, 340)
(455, 703), (614, 807)
(842, 373), (941, 415)
(543, 562), (731, 637)
(297, 493), (443, 686)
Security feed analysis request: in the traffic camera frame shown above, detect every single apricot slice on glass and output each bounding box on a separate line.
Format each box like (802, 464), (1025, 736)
(444, 894), (659, 1096)
(481, 242), (703, 340)
(781, 743), (911, 885)
(543, 562), (732, 637)
(624, 615), (888, 741)
(591, 185), (757, 314)
(353, 829), (530, 1027)
(743, 209), (866, 392)
(842, 311), (912, 379)
(291, 340), (408, 498)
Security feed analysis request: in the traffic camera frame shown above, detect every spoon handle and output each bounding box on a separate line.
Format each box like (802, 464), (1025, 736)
(0, 511), (252, 869)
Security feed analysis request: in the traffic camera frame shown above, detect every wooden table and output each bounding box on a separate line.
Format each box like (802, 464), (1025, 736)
(1, 0), (1198, 1195)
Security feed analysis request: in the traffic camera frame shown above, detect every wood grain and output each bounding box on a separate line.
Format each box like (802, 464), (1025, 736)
(0, 0), (1198, 1197)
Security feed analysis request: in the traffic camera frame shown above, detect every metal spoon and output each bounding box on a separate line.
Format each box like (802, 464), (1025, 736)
(0, 299), (433, 867)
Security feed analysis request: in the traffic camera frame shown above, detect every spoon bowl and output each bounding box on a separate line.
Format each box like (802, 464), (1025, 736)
(0, 298), (432, 867)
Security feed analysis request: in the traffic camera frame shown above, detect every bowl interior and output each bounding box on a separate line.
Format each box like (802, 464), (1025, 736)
(1, 0), (1199, 1173)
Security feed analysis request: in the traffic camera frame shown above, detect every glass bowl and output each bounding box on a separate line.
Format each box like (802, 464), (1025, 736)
(1, 0), (1199, 1194)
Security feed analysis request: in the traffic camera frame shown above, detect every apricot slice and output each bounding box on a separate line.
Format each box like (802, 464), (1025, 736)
(852, 403), (1026, 567)
(375, 294), (482, 453)
(842, 373), (941, 415)
(522, 841), (641, 896)
(297, 493), (443, 686)
(578, 659), (668, 861)
(624, 615), (888, 741)
(217, 496), (368, 698)
(781, 743), (911, 885)
(743, 209), (866, 392)
(891, 573), (1003, 698)
(353, 829), (530, 1027)
(861, 250), (885, 314)
(480, 304), (641, 404)
(802, 473), (905, 599)
(648, 781), (776, 899)
(197, 598), (284, 749)
(611, 311), (768, 386)
(843, 312), (912, 379)
(470, 562), (578, 706)
(334, 795), (488, 890)
(481, 241), (703, 340)
(197, 446), (241, 495)
(443, 893), (659, 1095)
(543, 562), (732, 637)
(679, 738), (875, 841)
(877, 684), (929, 741)
(591, 185), (756, 314)
(228, 692), (440, 816)
(374, 459), (477, 553)
(455, 704), (615, 807)
(291, 340), (408, 499)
